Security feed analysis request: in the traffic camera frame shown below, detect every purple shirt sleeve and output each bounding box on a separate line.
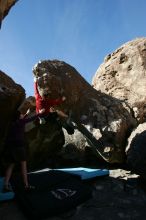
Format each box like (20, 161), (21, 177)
(20, 114), (39, 124)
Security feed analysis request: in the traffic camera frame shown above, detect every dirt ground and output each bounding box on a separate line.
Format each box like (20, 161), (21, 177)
(1, 168), (146, 220)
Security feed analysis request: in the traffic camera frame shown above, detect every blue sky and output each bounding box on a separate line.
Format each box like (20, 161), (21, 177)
(0, 0), (146, 96)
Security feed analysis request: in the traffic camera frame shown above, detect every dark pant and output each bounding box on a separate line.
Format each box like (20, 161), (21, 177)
(44, 112), (74, 135)
(5, 141), (27, 163)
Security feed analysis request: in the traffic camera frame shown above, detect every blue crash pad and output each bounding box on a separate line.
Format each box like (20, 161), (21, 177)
(33, 167), (109, 180)
(54, 167), (109, 180)
(0, 176), (15, 201)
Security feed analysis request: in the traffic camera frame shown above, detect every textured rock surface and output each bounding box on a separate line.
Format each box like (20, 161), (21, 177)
(126, 123), (146, 178)
(0, 0), (18, 27)
(25, 114), (65, 170)
(92, 37), (146, 178)
(92, 37), (146, 124)
(32, 60), (136, 164)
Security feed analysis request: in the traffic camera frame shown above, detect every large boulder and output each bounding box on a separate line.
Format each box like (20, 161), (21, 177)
(32, 60), (136, 164)
(0, 0), (18, 28)
(92, 37), (146, 124)
(25, 113), (65, 170)
(126, 123), (146, 179)
(92, 37), (146, 176)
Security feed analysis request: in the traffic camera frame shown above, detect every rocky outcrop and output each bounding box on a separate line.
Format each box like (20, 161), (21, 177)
(25, 113), (65, 170)
(32, 60), (136, 164)
(92, 37), (146, 178)
(92, 37), (146, 124)
(0, 0), (18, 28)
(0, 70), (25, 163)
(126, 123), (146, 178)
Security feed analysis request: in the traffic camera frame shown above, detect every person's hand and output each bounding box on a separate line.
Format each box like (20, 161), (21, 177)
(50, 107), (55, 112)
(62, 96), (66, 101)
(26, 108), (31, 115)
(34, 76), (42, 82)
(39, 108), (45, 114)
(33, 76), (37, 82)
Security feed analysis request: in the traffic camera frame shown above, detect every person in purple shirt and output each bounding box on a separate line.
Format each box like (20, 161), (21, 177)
(3, 109), (41, 192)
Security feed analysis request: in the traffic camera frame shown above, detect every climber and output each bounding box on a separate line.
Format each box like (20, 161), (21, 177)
(3, 108), (44, 192)
(33, 74), (74, 134)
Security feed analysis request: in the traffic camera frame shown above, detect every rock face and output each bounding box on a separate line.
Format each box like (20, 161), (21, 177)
(92, 37), (146, 177)
(32, 60), (136, 164)
(0, 70), (25, 165)
(25, 113), (65, 170)
(0, 0), (18, 28)
(92, 38), (146, 123)
(126, 123), (146, 178)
